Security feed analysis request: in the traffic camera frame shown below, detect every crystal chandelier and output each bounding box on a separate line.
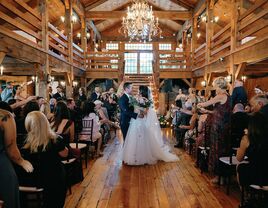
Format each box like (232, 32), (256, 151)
(120, 0), (162, 41)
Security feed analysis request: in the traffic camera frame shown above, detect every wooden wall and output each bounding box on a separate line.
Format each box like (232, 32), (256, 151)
(244, 76), (268, 100)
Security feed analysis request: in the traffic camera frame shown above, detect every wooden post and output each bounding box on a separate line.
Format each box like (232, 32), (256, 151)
(0, 52), (6, 64)
(40, 0), (49, 99)
(81, 16), (87, 69)
(191, 16), (197, 66)
(230, 0), (240, 90)
(65, 0), (73, 97)
(204, 0), (214, 93)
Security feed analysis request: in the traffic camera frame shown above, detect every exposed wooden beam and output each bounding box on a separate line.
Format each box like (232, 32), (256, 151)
(85, 11), (192, 20)
(193, 0), (206, 17)
(85, 0), (108, 11)
(159, 80), (165, 88)
(87, 20), (101, 40)
(72, 0), (85, 16)
(182, 78), (191, 86)
(169, 0), (194, 10)
(235, 62), (246, 80)
(101, 36), (176, 42)
(86, 78), (96, 87)
(176, 19), (191, 41)
(0, 52), (6, 65)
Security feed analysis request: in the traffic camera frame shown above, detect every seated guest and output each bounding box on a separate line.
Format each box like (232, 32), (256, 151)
(249, 94), (268, 119)
(14, 85), (26, 101)
(0, 108), (33, 208)
(231, 103), (249, 147)
(79, 102), (102, 157)
(236, 112), (268, 187)
(1, 81), (14, 102)
(21, 111), (68, 208)
(50, 101), (74, 145)
(231, 80), (247, 107)
(103, 94), (118, 121)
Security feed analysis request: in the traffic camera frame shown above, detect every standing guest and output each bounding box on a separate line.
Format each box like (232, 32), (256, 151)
(187, 88), (198, 105)
(90, 86), (101, 101)
(175, 89), (186, 108)
(231, 103), (249, 148)
(53, 86), (66, 101)
(22, 111), (68, 208)
(0, 109), (33, 208)
(14, 85), (26, 101)
(231, 79), (247, 107)
(48, 86), (53, 99)
(49, 98), (57, 113)
(78, 87), (87, 102)
(254, 85), (264, 95)
(1, 81), (14, 102)
(197, 77), (232, 182)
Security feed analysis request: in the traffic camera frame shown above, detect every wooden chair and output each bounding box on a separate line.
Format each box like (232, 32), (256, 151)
(61, 158), (77, 194)
(19, 186), (44, 207)
(70, 119), (94, 168)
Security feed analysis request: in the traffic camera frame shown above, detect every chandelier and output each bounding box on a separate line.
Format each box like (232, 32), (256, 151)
(120, 0), (162, 41)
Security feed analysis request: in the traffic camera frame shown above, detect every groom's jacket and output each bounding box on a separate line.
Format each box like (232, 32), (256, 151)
(119, 94), (138, 126)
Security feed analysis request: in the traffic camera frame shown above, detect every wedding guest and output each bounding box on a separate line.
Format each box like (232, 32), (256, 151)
(22, 111), (68, 208)
(90, 86), (101, 101)
(175, 89), (186, 108)
(50, 101), (74, 145)
(249, 94), (268, 119)
(53, 86), (66, 100)
(0, 109), (33, 208)
(1, 81), (14, 102)
(231, 79), (247, 107)
(79, 102), (103, 157)
(254, 85), (264, 95)
(78, 87), (87, 102)
(48, 86), (53, 99)
(236, 112), (268, 187)
(14, 85), (26, 101)
(197, 77), (232, 182)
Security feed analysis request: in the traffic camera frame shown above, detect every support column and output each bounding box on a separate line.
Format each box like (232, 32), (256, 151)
(35, 64), (47, 98)
(81, 16), (87, 69)
(204, 0), (214, 93)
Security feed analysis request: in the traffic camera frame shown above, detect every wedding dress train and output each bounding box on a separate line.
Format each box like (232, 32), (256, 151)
(122, 108), (179, 165)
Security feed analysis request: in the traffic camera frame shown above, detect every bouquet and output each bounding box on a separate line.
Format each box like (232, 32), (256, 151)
(129, 96), (153, 115)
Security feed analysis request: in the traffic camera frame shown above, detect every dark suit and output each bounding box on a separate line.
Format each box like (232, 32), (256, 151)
(118, 93), (138, 140)
(90, 92), (100, 101)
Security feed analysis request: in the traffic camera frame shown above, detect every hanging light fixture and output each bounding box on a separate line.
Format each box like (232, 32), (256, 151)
(0, 65), (3, 76)
(120, 0), (162, 41)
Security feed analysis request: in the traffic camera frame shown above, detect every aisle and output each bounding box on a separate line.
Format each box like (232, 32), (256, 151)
(65, 129), (240, 208)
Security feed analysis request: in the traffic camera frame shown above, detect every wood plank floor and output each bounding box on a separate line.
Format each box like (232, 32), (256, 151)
(65, 129), (240, 208)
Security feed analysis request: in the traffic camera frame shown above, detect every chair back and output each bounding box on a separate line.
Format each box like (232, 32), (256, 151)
(79, 119), (94, 141)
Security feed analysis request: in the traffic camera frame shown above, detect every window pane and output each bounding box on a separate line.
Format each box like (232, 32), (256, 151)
(106, 43), (119, 50)
(125, 43), (152, 50)
(124, 53), (138, 74)
(159, 43), (172, 50)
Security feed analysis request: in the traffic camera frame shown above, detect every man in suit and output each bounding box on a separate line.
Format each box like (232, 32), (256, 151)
(119, 82), (143, 140)
(90, 86), (101, 101)
(53, 85), (66, 101)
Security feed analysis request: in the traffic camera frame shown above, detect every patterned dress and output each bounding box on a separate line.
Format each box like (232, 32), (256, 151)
(208, 94), (232, 174)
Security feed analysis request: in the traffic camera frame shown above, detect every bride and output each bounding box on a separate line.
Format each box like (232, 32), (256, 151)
(122, 86), (179, 165)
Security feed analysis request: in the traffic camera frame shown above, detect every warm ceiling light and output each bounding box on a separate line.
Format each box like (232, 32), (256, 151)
(60, 16), (65, 22)
(120, 0), (162, 41)
(71, 15), (77, 23)
(201, 80), (206, 87)
(197, 32), (201, 38)
(214, 16), (219, 22)
(179, 43), (183, 48)
(241, 76), (247, 82)
(86, 32), (90, 39)
(201, 15), (207, 22)
(0, 65), (3, 76)
(77, 33), (81, 38)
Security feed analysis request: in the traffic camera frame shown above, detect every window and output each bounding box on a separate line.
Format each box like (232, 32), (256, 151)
(106, 43), (119, 50)
(124, 53), (138, 74)
(159, 43), (172, 50)
(125, 43), (153, 50)
(140, 53), (153, 74)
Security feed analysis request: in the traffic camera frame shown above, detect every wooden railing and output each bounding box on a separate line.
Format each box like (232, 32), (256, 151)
(156, 51), (191, 72)
(87, 51), (123, 71)
(0, 0), (86, 70)
(210, 23), (231, 61)
(237, 0), (268, 48)
(0, 0), (42, 48)
(48, 23), (69, 61)
(193, 43), (206, 68)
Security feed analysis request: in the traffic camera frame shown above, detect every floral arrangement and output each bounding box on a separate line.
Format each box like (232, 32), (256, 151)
(129, 96), (153, 108)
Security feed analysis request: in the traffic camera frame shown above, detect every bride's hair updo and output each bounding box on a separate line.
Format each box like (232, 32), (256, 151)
(139, 86), (149, 99)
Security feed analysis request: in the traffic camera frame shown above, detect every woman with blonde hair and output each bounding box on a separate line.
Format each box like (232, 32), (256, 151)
(197, 76), (232, 182)
(22, 111), (68, 208)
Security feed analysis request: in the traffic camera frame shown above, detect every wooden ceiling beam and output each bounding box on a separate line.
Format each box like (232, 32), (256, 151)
(87, 20), (101, 40)
(193, 0), (206, 17)
(85, 11), (192, 20)
(85, 0), (108, 11)
(0, 52), (6, 65)
(72, 0), (85, 16)
(169, 0), (194, 10)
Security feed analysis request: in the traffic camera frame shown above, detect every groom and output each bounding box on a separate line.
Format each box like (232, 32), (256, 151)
(119, 82), (144, 140)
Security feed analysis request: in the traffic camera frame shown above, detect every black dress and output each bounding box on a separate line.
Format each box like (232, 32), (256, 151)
(0, 114), (20, 208)
(18, 137), (67, 208)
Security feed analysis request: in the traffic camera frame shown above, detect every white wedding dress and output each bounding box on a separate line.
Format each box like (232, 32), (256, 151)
(122, 106), (179, 165)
